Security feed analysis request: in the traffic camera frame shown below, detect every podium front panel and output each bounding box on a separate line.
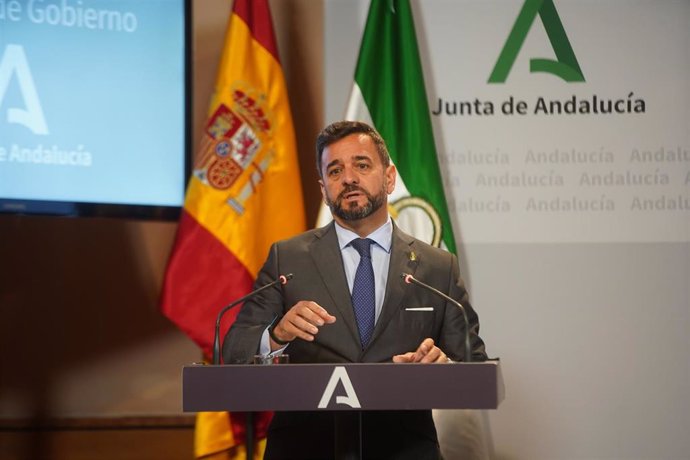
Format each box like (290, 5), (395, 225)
(183, 361), (503, 412)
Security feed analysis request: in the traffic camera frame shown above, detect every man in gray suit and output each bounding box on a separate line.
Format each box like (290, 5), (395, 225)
(224, 120), (487, 459)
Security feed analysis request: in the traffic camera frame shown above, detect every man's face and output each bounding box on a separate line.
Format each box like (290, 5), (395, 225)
(319, 133), (396, 224)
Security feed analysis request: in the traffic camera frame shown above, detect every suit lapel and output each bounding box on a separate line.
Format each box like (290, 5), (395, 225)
(309, 223), (360, 344)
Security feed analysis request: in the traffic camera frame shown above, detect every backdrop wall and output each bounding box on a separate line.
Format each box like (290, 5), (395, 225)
(325, 1), (689, 458)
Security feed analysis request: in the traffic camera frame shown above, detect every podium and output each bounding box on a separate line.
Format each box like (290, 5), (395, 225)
(183, 361), (504, 459)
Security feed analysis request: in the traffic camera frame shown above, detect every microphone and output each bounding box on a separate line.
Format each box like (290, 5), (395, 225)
(401, 273), (472, 363)
(212, 273), (293, 365)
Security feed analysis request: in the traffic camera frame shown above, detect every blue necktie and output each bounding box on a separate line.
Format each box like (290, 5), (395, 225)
(350, 238), (375, 348)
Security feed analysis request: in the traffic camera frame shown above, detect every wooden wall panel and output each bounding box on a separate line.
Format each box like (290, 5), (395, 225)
(1, 426), (194, 460)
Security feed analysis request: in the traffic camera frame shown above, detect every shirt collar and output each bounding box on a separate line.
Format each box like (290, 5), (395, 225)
(334, 217), (393, 253)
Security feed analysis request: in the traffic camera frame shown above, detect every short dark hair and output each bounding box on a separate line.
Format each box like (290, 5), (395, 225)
(315, 120), (390, 177)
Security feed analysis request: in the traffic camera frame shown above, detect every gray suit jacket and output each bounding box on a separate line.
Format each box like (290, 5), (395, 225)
(223, 221), (486, 364)
(222, 221), (487, 459)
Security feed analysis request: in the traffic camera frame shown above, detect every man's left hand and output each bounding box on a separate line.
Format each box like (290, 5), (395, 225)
(392, 338), (449, 363)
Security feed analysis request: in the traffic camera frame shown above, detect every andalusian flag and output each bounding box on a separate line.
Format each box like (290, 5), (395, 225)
(317, 0), (455, 253)
(160, 0), (305, 458)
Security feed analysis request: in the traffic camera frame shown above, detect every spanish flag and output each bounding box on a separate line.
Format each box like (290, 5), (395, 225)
(160, 0), (305, 458)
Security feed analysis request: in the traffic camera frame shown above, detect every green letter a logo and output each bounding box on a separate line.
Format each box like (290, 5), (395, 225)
(488, 0), (585, 83)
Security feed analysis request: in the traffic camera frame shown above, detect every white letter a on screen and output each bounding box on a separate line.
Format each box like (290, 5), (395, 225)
(318, 366), (361, 409)
(0, 44), (49, 135)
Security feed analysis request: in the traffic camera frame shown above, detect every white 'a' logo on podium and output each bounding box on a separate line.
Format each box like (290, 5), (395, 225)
(317, 366), (361, 409)
(0, 44), (49, 135)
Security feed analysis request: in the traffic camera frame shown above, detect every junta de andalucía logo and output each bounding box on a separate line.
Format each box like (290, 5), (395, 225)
(489, 0), (585, 83)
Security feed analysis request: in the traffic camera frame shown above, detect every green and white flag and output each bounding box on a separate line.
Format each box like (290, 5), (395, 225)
(317, 0), (456, 253)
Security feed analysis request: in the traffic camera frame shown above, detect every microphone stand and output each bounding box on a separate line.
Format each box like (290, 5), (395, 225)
(401, 273), (472, 363)
(210, 273), (292, 460)
(212, 273), (292, 365)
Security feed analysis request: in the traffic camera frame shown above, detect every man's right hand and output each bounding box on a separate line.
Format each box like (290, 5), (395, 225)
(270, 301), (336, 349)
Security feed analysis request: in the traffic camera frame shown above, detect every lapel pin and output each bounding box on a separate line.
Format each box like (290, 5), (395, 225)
(409, 251), (417, 262)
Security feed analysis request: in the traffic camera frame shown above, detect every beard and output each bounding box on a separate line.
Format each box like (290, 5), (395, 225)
(326, 184), (386, 221)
